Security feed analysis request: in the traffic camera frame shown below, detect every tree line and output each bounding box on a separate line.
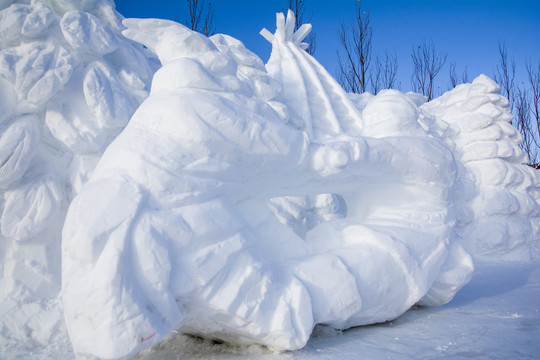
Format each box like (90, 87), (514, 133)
(494, 43), (540, 167)
(334, 1), (539, 167)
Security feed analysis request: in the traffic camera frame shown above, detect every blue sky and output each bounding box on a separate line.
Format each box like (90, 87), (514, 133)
(115, 0), (540, 94)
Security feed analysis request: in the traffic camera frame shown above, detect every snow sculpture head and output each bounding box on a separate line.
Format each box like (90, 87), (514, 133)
(62, 12), (474, 359)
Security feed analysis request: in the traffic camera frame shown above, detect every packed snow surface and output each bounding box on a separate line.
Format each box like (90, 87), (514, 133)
(0, 2), (539, 360)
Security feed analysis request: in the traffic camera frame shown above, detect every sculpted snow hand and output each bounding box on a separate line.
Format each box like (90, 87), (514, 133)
(61, 12), (475, 359)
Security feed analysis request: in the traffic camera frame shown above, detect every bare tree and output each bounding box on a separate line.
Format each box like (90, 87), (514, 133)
(370, 51), (398, 94)
(185, 0), (215, 36)
(287, 0), (316, 55)
(514, 87), (537, 165)
(449, 61), (469, 88)
(369, 58), (382, 95)
(493, 42), (538, 165)
(494, 42), (516, 107)
(449, 62), (458, 88)
(494, 43), (540, 167)
(337, 1), (372, 93)
(462, 67), (470, 84)
(525, 61), (540, 166)
(411, 40), (447, 101)
(527, 61), (540, 146)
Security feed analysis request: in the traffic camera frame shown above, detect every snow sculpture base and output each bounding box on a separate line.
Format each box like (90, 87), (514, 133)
(61, 12), (474, 359)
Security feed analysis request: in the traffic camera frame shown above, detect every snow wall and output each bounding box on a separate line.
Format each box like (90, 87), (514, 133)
(0, 2), (538, 359)
(0, 0), (154, 354)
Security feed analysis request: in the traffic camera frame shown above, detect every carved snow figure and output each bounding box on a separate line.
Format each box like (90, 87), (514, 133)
(0, 0), (153, 350)
(62, 11), (475, 359)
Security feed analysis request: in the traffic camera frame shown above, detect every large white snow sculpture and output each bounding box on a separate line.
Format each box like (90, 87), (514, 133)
(0, 2), (537, 358)
(62, 11), (474, 359)
(0, 0), (153, 350)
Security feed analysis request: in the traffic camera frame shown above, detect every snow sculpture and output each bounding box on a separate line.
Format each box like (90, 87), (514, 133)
(0, 0), (153, 349)
(420, 77), (540, 260)
(0, 2), (537, 358)
(62, 11), (474, 359)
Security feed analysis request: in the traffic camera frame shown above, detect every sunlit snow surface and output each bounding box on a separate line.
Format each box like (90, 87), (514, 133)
(0, 1), (539, 359)
(4, 261), (540, 359)
(136, 261), (540, 360)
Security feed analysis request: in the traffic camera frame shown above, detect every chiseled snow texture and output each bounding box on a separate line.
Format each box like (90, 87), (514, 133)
(0, 0), (153, 352)
(61, 11), (477, 359)
(0, 3), (538, 360)
(420, 78), (540, 261)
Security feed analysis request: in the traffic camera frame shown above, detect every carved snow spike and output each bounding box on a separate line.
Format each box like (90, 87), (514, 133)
(260, 9), (312, 50)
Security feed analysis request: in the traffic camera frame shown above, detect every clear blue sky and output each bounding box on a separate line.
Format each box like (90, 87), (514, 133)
(115, 0), (540, 94)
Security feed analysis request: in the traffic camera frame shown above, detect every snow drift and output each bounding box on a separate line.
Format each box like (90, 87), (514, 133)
(0, 2), (538, 359)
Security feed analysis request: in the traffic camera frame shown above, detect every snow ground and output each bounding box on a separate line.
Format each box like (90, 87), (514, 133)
(131, 261), (540, 360)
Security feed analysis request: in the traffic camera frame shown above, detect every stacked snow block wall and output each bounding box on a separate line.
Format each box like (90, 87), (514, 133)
(420, 75), (540, 261)
(0, 0), (153, 349)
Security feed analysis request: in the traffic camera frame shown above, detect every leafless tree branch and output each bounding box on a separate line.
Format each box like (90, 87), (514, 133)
(337, 1), (372, 93)
(449, 62), (469, 89)
(370, 51), (398, 94)
(186, 0), (215, 36)
(411, 40), (447, 101)
(494, 41), (516, 106)
(514, 87), (538, 164)
(527, 61), (540, 152)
